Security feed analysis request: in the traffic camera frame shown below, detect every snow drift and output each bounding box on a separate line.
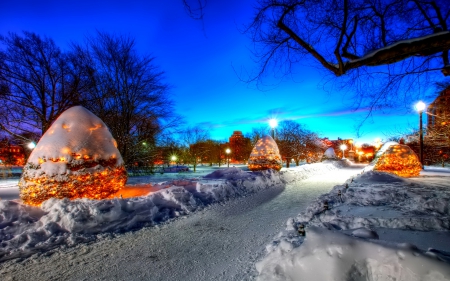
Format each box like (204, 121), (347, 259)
(0, 162), (343, 261)
(256, 169), (450, 280)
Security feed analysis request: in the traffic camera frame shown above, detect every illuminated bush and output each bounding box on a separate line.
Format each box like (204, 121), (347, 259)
(374, 144), (422, 177)
(248, 135), (282, 171)
(19, 106), (127, 206)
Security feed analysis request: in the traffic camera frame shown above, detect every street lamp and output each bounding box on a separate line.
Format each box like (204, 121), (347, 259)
(27, 142), (36, 149)
(269, 119), (278, 139)
(171, 155), (177, 167)
(340, 144), (347, 159)
(415, 101), (426, 168)
(225, 148), (231, 168)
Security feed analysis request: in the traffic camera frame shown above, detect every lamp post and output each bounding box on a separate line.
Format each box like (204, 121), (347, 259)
(415, 101), (426, 168)
(171, 155), (177, 167)
(269, 119), (278, 139)
(340, 144), (347, 159)
(225, 148), (231, 167)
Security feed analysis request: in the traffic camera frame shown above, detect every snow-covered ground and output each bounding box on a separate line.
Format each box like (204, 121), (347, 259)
(1, 162), (450, 280)
(0, 161), (361, 280)
(256, 166), (450, 281)
(0, 162), (346, 262)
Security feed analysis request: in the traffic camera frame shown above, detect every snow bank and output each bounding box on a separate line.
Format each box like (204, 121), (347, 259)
(0, 162), (345, 261)
(256, 169), (450, 280)
(257, 227), (450, 281)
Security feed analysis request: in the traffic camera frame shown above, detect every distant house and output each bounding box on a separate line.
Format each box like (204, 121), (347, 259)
(228, 131), (252, 163)
(426, 86), (450, 145)
(0, 138), (25, 166)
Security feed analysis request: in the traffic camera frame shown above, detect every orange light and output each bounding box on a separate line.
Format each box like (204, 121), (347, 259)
(374, 144), (421, 177)
(19, 159), (127, 206)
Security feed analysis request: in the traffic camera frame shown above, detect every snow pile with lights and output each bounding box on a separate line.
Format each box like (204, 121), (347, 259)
(0, 162), (343, 261)
(19, 106), (127, 206)
(371, 141), (399, 163)
(374, 144), (422, 177)
(248, 136), (282, 171)
(256, 169), (450, 280)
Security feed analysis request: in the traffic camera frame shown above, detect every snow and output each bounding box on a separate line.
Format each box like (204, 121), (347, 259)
(323, 147), (337, 159)
(372, 141), (398, 163)
(349, 31), (450, 64)
(256, 226), (450, 281)
(0, 162), (342, 262)
(256, 167), (450, 280)
(27, 106), (123, 174)
(1, 161), (449, 280)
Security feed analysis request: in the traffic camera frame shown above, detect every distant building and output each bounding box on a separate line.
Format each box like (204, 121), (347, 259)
(427, 87), (450, 129)
(228, 131), (252, 163)
(0, 138), (25, 166)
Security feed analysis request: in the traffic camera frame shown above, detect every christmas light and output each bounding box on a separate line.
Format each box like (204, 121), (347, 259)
(374, 144), (422, 177)
(248, 136), (282, 171)
(18, 106), (128, 206)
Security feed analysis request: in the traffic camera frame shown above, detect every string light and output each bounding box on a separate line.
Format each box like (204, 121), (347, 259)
(248, 136), (282, 171)
(19, 157), (127, 206)
(374, 144), (422, 177)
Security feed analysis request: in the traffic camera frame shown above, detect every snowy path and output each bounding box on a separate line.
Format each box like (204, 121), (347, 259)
(1, 167), (362, 281)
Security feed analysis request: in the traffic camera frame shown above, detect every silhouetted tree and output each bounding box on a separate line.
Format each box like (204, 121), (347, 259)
(73, 32), (180, 165)
(247, 0), (450, 112)
(0, 31), (88, 137)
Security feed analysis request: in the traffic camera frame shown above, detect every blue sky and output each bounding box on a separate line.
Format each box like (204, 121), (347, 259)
(0, 0), (428, 145)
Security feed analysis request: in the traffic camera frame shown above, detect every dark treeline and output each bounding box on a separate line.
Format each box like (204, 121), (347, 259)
(0, 31), (181, 167)
(0, 31), (326, 170)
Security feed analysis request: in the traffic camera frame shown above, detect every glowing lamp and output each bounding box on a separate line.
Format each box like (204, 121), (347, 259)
(414, 101), (426, 112)
(340, 144), (348, 159)
(269, 119), (278, 129)
(19, 106), (127, 206)
(269, 119), (278, 139)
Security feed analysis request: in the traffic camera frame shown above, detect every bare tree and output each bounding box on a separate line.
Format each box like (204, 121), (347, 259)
(183, 0), (207, 20)
(73, 32), (181, 166)
(277, 120), (323, 166)
(277, 120), (302, 167)
(247, 0), (450, 113)
(247, 126), (270, 146)
(179, 126), (210, 172)
(0, 31), (89, 139)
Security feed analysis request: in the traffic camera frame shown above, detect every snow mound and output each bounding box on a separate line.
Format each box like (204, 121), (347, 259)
(353, 170), (406, 183)
(256, 227), (450, 281)
(256, 166), (450, 280)
(370, 141), (398, 165)
(203, 167), (250, 180)
(28, 106), (122, 167)
(351, 227), (379, 239)
(322, 147), (337, 160)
